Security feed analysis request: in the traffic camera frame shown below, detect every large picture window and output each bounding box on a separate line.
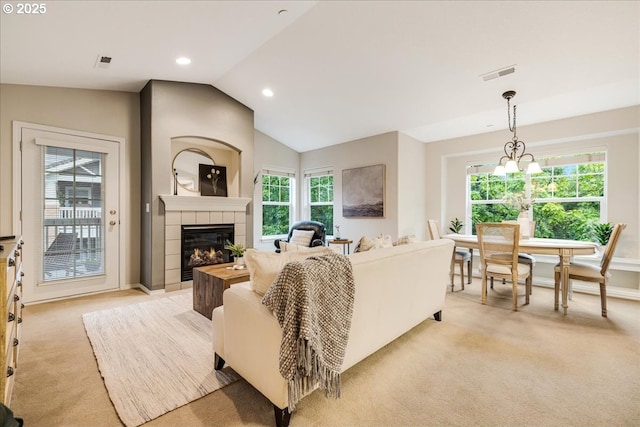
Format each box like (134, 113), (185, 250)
(262, 171), (294, 238)
(469, 152), (606, 240)
(306, 170), (334, 233)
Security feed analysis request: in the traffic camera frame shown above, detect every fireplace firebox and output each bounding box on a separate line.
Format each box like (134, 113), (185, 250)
(181, 224), (234, 281)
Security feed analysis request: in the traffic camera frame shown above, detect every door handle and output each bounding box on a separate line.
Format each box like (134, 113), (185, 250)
(109, 220), (117, 226)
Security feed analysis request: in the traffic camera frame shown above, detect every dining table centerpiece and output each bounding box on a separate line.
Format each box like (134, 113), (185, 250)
(504, 193), (534, 238)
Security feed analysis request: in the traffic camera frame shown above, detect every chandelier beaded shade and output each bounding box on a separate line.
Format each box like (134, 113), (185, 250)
(493, 91), (542, 176)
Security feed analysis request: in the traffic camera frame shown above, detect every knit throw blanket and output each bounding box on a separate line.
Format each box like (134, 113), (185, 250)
(262, 252), (355, 410)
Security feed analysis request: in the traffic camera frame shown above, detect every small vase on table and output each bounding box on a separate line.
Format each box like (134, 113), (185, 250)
(517, 211), (530, 239)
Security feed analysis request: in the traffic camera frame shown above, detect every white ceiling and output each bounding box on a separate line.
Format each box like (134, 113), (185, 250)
(1, 1), (638, 152)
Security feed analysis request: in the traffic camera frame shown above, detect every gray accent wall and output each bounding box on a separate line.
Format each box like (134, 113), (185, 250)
(139, 80), (254, 291)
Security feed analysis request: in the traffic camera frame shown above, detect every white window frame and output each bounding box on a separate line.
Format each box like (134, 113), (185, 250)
(304, 167), (334, 236)
(467, 150), (607, 237)
(261, 168), (296, 240)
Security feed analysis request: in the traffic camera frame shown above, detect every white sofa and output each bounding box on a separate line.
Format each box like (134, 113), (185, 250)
(212, 239), (454, 426)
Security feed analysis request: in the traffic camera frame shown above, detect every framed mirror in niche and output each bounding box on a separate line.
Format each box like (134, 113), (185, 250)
(172, 148), (214, 194)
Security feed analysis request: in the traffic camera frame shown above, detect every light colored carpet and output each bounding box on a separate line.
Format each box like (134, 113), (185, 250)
(82, 292), (239, 427)
(11, 282), (640, 426)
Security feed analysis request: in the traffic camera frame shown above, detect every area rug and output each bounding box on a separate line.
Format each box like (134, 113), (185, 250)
(82, 292), (239, 427)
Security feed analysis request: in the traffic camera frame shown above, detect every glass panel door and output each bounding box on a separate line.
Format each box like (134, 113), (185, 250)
(43, 147), (104, 280)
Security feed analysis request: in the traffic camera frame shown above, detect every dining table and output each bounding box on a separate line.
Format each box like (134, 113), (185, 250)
(442, 233), (598, 315)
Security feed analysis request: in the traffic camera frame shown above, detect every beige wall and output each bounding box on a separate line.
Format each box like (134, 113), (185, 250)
(300, 132), (400, 244)
(0, 83), (141, 286)
(397, 132), (427, 240)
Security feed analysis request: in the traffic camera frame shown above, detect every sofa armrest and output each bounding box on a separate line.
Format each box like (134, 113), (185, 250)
(221, 283), (289, 409)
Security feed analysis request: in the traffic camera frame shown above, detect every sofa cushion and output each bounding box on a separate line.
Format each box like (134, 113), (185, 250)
(289, 229), (315, 247)
(244, 247), (335, 295)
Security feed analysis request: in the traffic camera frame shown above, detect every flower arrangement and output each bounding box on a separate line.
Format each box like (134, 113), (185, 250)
(207, 168), (221, 194)
(504, 193), (534, 212)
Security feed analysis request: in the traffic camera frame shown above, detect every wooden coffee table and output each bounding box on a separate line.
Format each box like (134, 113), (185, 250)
(192, 263), (250, 319)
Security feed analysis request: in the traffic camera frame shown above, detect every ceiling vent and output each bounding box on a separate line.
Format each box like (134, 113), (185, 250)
(94, 55), (112, 69)
(480, 65), (516, 82)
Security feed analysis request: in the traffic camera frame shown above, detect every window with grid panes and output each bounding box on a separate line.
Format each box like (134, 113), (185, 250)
(307, 173), (333, 232)
(468, 152), (606, 240)
(262, 172), (294, 237)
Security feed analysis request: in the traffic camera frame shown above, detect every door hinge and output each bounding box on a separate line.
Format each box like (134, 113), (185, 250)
(19, 140), (22, 151)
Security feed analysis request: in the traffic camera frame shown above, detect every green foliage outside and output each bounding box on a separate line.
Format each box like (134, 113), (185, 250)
(309, 175), (333, 232)
(262, 174), (291, 236)
(470, 161), (605, 241)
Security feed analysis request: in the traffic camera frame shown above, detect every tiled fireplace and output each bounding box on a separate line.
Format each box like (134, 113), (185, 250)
(160, 195), (251, 292)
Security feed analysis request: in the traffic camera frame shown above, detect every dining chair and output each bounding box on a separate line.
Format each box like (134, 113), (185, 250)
(553, 223), (626, 317)
(427, 219), (471, 291)
(495, 220), (536, 295)
(476, 222), (531, 311)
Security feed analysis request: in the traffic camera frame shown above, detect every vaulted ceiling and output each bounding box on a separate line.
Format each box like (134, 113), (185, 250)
(1, 1), (638, 152)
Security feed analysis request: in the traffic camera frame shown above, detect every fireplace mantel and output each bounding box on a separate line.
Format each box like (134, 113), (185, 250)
(160, 195), (251, 212)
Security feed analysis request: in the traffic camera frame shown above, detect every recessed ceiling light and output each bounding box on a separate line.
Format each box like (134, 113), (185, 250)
(278, 9), (288, 15)
(262, 88), (274, 97)
(176, 57), (191, 65)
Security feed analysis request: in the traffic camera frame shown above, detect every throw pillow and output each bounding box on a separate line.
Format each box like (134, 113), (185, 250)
(279, 241), (302, 252)
(394, 234), (417, 246)
(244, 247), (335, 295)
(372, 234), (393, 249)
(289, 229), (315, 247)
(354, 235), (375, 253)
(281, 241), (336, 253)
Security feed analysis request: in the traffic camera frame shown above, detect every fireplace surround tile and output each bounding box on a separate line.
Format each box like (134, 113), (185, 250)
(196, 211), (210, 224)
(166, 211), (181, 225)
(181, 211), (196, 224)
(166, 239), (180, 255)
(210, 211), (223, 224)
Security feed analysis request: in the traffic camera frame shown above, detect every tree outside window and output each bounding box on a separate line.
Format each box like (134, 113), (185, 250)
(308, 174), (333, 232)
(262, 173), (293, 237)
(469, 153), (605, 240)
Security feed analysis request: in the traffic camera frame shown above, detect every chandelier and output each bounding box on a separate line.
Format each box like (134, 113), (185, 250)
(493, 90), (542, 176)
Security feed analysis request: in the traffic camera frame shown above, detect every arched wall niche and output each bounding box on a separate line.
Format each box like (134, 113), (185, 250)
(170, 136), (241, 197)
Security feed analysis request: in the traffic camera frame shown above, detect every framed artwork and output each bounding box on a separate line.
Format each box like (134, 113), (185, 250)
(199, 164), (227, 197)
(342, 164), (385, 217)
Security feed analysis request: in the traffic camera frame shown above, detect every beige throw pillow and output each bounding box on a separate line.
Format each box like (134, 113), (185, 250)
(394, 235), (417, 246)
(354, 236), (375, 253)
(244, 247), (335, 295)
(289, 229), (315, 247)
(372, 234), (393, 249)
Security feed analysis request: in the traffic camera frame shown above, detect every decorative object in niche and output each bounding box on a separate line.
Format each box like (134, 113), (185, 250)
(200, 164), (227, 197)
(172, 148), (214, 194)
(342, 164), (385, 218)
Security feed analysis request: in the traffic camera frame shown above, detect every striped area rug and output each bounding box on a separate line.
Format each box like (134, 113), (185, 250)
(83, 292), (239, 427)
